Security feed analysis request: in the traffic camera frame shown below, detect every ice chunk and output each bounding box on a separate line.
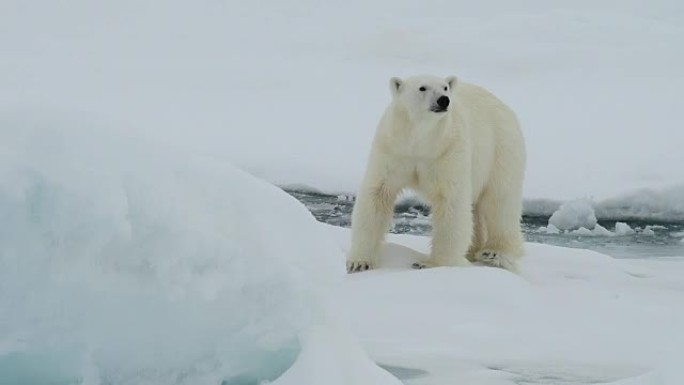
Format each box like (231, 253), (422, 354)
(594, 185), (684, 222)
(640, 226), (656, 236)
(571, 227), (594, 236)
(592, 224), (614, 236)
(548, 199), (597, 231)
(614, 222), (635, 236)
(537, 224), (561, 234)
(568, 224), (615, 237)
(0, 117), (345, 385)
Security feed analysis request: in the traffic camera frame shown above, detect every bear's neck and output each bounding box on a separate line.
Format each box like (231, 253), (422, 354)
(392, 104), (450, 136)
(383, 104), (453, 159)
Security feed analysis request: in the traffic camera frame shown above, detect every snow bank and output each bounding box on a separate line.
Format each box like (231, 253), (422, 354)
(0, 114), (348, 384)
(326, 225), (684, 385)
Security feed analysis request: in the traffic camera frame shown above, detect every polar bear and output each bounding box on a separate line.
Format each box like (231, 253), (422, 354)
(346, 75), (526, 273)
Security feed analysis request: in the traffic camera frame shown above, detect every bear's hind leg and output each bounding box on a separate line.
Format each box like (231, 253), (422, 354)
(466, 207), (486, 263)
(413, 189), (473, 269)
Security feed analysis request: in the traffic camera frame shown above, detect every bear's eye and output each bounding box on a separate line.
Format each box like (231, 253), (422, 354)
(444, 86), (448, 91)
(419, 86), (426, 92)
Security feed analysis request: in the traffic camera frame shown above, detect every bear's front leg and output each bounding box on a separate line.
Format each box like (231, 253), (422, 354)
(413, 188), (473, 269)
(347, 181), (398, 273)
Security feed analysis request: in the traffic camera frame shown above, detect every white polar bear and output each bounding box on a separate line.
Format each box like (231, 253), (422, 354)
(347, 75), (526, 273)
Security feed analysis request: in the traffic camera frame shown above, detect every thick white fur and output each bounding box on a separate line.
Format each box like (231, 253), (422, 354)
(347, 75), (526, 273)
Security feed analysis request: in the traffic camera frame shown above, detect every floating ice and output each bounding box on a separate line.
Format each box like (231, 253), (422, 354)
(537, 224), (561, 234)
(640, 226), (656, 236)
(524, 185), (684, 222)
(594, 185), (684, 222)
(548, 199), (597, 231)
(592, 224), (614, 236)
(615, 222), (636, 236)
(571, 227), (594, 236)
(0, 115), (345, 385)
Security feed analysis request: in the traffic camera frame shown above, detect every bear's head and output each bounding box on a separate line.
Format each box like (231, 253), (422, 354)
(389, 75), (457, 121)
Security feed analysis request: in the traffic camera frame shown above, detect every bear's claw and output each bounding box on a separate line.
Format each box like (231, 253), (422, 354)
(475, 250), (519, 272)
(347, 261), (372, 273)
(480, 251), (499, 262)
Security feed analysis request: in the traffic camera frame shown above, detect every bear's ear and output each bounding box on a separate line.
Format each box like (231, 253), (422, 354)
(389, 77), (403, 97)
(445, 76), (458, 90)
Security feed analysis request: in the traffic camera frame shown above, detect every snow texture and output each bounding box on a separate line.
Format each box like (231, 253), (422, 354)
(325, 224), (684, 385)
(271, 321), (402, 385)
(0, 116), (347, 385)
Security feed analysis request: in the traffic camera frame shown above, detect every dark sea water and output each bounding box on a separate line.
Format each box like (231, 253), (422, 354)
(285, 189), (684, 259)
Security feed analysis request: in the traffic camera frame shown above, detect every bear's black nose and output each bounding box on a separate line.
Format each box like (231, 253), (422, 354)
(437, 96), (450, 109)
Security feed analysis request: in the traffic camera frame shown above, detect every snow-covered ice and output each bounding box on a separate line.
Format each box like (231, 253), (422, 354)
(325, 225), (684, 385)
(0, 117), (683, 384)
(0, 118), (393, 384)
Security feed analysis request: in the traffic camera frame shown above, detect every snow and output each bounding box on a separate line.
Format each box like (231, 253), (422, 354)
(0, 118), (358, 384)
(324, 225), (684, 385)
(548, 199), (597, 231)
(271, 321), (401, 385)
(1, 0), (683, 208)
(1, 116), (683, 385)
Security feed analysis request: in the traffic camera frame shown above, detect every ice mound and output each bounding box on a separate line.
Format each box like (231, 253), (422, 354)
(548, 199), (597, 231)
(0, 115), (345, 384)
